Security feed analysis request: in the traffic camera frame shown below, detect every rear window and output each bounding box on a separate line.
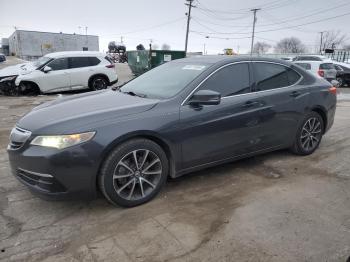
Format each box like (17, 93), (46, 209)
(295, 63), (311, 70)
(319, 63), (335, 70)
(105, 55), (114, 64)
(89, 57), (101, 66)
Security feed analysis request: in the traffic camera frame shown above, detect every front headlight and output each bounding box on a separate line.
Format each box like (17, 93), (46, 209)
(30, 132), (95, 149)
(0, 75), (17, 82)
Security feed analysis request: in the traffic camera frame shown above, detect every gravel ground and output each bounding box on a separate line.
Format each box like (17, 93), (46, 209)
(0, 57), (349, 262)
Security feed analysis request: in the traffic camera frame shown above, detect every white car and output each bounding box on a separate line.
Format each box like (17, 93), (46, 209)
(294, 61), (337, 83)
(0, 51), (118, 95)
(293, 55), (332, 62)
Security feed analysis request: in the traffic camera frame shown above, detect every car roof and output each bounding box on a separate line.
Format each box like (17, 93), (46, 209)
(332, 61), (350, 68)
(296, 55), (327, 58)
(45, 51), (104, 58)
(294, 61), (332, 65)
(174, 55), (293, 66)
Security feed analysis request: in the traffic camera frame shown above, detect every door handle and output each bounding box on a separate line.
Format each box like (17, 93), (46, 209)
(242, 100), (259, 108)
(290, 91), (302, 97)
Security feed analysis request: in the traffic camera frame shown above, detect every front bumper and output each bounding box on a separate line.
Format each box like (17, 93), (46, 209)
(0, 78), (17, 95)
(7, 139), (101, 200)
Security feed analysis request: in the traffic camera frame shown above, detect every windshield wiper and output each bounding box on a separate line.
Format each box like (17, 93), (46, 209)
(111, 79), (133, 91)
(120, 91), (147, 98)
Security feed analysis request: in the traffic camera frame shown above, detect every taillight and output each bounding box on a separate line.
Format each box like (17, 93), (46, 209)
(106, 64), (115, 68)
(329, 86), (337, 95)
(317, 70), (324, 77)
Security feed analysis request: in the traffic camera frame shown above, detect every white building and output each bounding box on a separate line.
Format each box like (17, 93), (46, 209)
(4, 30), (99, 60)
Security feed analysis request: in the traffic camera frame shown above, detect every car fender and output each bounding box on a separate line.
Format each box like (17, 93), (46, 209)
(15, 72), (41, 87)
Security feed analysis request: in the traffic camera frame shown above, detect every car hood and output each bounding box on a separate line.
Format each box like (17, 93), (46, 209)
(17, 90), (159, 134)
(0, 62), (35, 77)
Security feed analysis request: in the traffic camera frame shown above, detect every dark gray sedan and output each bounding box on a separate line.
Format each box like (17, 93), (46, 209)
(7, 56), (337, 207)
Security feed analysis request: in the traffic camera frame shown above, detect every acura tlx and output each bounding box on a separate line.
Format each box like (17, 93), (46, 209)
(7, 56), (336, 207)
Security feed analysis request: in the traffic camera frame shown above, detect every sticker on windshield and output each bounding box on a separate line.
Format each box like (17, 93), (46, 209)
(182, 65), (206, 70)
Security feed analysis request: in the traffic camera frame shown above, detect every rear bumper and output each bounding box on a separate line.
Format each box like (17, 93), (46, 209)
(325, 100), (336, 133)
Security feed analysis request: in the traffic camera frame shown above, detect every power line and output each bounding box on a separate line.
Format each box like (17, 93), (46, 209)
(255, 11), (350, 34)
(190, 11), (350, 36)
(190, 30), (252, 40)
(258, 1), (350, 28)
(195, 0), (291, 15)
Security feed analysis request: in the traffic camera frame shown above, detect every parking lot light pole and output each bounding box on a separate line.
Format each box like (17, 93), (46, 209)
(185, 0), (195, 55)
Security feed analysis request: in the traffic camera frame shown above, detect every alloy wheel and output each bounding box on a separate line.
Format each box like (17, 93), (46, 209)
(113, 149), (162, 201)
(300, 117), (322, 152)
(92, 78), (107, 90)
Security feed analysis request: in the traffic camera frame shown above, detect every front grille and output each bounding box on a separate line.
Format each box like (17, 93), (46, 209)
(17, 168), (66, 193)
(8, 127), (31, 150)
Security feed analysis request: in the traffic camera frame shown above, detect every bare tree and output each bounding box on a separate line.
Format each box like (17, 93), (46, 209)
(275, 37), (306, 53)
(343, 43), (350, 51)
(161, 43), (171, 50)
(151, 44), (159, 50)
(253, 41), (271, 55)
(321, 30), (347, 50)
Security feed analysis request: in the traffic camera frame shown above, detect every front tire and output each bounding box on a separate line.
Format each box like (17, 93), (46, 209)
(291, 112), (324, 155)
(99, 139), (169, 207)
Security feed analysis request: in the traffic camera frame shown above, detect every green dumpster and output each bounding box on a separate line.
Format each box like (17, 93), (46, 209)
(127, 50), (186, 76)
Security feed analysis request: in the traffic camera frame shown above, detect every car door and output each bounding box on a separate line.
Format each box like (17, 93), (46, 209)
(35, 57), (70, 93)
(250, 62), (308, 150)
(179, 62), (265, 169)
(68, 57), (93, 89)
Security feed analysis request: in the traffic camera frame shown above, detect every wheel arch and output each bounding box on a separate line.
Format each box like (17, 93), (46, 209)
(310, 105), (327, 134)
(88, 73), (110, 87)
(19, 80), (41, 93)
(94, 131), (177, 193)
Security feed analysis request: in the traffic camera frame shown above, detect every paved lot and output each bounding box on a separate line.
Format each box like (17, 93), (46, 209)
(0, 58), (350, 261)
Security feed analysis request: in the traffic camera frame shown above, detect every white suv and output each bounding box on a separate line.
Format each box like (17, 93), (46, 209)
(0, 51), (118, 95)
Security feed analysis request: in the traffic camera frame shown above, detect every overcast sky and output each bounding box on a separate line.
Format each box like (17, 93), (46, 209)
(1, 0), (350, 54)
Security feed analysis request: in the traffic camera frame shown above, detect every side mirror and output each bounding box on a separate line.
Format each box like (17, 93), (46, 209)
(331, 80), (340, 88)
(189, 89), (221, 106)
(43, 66), (52, 73)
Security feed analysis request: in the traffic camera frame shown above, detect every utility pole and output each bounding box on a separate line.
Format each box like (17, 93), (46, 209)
(319, 31), (325, 54)
(185, 0), (195, 54)
(250, 8), (260, 56)
(121, 36), (124, 44)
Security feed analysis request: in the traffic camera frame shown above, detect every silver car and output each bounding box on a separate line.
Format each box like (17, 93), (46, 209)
(294, 61), (337, 82)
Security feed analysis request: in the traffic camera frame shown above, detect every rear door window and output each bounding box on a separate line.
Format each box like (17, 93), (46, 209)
(199, 63), (250, 97)
(253, 63), (301, 91)
(69, 57), (91, 69)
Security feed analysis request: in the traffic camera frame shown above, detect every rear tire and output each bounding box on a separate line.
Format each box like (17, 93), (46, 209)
(89, 76), (108, 91)
(291, 111), (324, 155)
(99, 139), (169, 207)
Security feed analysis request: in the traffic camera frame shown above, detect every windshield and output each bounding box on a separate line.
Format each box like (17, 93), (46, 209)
(31, 56), (52, 69)
(120, 62), (208, 99)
